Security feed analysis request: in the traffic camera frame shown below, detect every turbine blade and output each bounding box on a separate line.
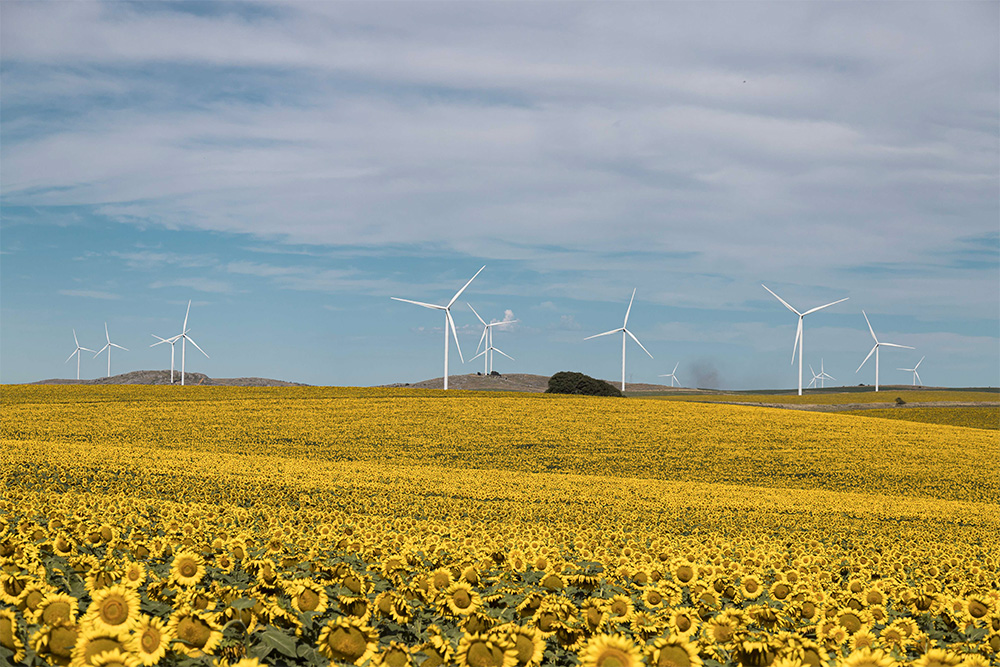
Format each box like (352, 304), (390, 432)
(476, 327), (488, 354)
(105, 322), (110, 343)
(856, 345), (877, 373)
(183, 300), (191, 332)
(880, 343), (914, 349)
(470, 350), (487, 361)
(110, 343), (129, 351)
(584, 328), (623, 340)
(494, 349), (515, 361)
(65, 349), (78, 364)
(791, 319), (802, 365)
(625, 329), (654, 359)
(803, 297), (849, 316)
(95, 344), (109, 357)
(467, 303), (486, 326)
(915, 356), (925, 368)
(809, 364), (816, 377)
(391, 297), (445, 310)
(914, 370), (921, 384)
(762, 284), (801, 316)
(862, 311), (878, 343)
(73, 329), (80, 346)
(623, 288), (636, 327)
(186, 336), (209, 358)
(448, 265), (486, 308)
(447, 310), (464, 363)
(80, 347), (96, 353)
(672, 362), (679, 374)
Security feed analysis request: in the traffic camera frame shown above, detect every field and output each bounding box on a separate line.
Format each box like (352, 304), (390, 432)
(1, 386), (998, 667)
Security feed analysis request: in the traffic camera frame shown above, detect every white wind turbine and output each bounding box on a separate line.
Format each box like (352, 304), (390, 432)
(808, 365), (821, 389)
(392, 266), (485, 390)
(65, 329), (96, 381)
(855, 310), (914, 392)
(898, 356), (925, 386)
(762, 284), (849, 396)
(93, 323), (128, 378)
(150, 333), (183, 384)
(171, 300), (209, 386)
(584, 288), (653, 392)
(808, 359), (836, 389)
(468, 304), (518, 375)
(659, 362), (681, 387)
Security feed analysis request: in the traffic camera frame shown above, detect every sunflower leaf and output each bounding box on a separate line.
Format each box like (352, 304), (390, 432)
(257, 626), (299, 657)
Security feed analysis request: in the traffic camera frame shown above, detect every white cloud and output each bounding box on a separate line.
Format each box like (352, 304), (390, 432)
(57, 289), (120, 300)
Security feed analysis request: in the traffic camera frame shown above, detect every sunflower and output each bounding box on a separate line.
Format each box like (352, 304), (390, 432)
(288, 579), (329, 614)
(129, 614), (172, 666)
(71, 629), (131, 667)
(740, 574), (764, 600)
(736, 635), (777, 667)
(958, 655), (990, 667)
(960, 595), (993, 624)
(373, 640), (413, 667)
(835, 608), (872, 635)
(911, 649), (963, 667)
(33, 591), (80, 627)
(839, 648), (897, 667)
(1, 572), (30, 605)
(672, 560), (697, 585)
(578, 634), (642, 667)
(84, 585), (141, 637)
(170, 550), (206, 588)
(667, 607), (699, 638)
(629, 611), (660, 640)
(498, 624), (544, 667)
(413, 625), (453, 666)
(444, 582), (482, 616)
(85, 565), (121, 595)
(30, 619), (78, 666)
(849, 629), (879, 653)
(90, 648), (142, 667)
(168, 608), (223, 658)
(316, 617), (378, 666)
(121, 563), (145, 589)
(645, 635), (703, 667)
(18, 580), (52, 618)
(704, 613), (740, 645)
(455, 632), (518, 667)
(580, 599), (608, 634)
(604, 595), (634, 624)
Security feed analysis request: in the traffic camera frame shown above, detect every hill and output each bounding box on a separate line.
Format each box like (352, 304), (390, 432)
(32, 370), (307, 387)
(383, 372), (708, 394)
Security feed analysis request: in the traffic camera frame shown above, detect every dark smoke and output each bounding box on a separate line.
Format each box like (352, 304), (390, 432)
(690, 359), (722, 389)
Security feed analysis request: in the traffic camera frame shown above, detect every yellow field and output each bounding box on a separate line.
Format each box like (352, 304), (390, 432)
(649, 391), (999, 406)
(1, 385), (997, 667)
(840, 407), (999, 431)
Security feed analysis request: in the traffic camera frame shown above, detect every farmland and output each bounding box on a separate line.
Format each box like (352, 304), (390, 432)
(1, 385), (997, 666)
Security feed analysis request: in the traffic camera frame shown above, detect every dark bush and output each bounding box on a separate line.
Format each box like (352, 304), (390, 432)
(545, 371), (623, 397)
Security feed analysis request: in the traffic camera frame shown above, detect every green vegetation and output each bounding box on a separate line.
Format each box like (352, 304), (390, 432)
(545, 371), (623, 397)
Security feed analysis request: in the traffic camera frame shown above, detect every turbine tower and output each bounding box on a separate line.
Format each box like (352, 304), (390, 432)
(150, 333), (182, 383)
(584, 288), (653, 392)
(94, 323), (128, 378)
(898, 356), (925, 387)
(762, 284), (848, 396)
(855, 310), (914, 392)
(659, 362), (681, 387)
(65, 329), (96, 381)
(817, 359), (835, 389)
(392, 266), (485, 390)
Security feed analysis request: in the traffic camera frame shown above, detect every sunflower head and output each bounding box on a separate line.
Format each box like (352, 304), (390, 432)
(578, 633), (643, 667)
(455, 632), (517, 667)
(29, 619), (78, 662)
(129, 614), (172, 665)
(37, 592), (80, 626)
(71, 630), (130, 667)
(171, 551), (206, 588)
(373, 640), (413, 667)
(85, 584), (141, 637)
(316, 617), (378, 666)
(168, 608), (223, 658)
(90, 648), (142, 667)
(645, 635), (704, 667)
(444, 582), (481, 616)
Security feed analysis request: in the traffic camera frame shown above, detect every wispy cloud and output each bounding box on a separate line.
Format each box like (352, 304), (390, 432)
(149, 278), (234, 294)
(58, 289), (121, 300)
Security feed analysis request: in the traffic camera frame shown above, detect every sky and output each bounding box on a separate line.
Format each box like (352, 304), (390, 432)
(1, 1), (997, 389)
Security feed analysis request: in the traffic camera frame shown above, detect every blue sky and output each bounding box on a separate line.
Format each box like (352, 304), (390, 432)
(2, 1), (997, 389)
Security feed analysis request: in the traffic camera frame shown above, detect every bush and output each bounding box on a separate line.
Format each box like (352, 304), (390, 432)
(545, 371), (623, 397)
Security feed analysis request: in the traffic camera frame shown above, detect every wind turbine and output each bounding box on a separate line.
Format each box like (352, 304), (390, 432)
(762, 284), (849, 396)
(392, 266), (485, 390)
(855, 310), (914, 392)
(150, 333), (183, 384)
(584, 288), (653, 392)
(93, 323), (128, 378)
(898, 356), (925, 387)
(659, 362), (681, 387)
(65, 330), (96, 381)
(817, 359), (835, 389)
(468, 304), (518, 375)
(808, 365), (821, 389)
(173, 300), (209, 386)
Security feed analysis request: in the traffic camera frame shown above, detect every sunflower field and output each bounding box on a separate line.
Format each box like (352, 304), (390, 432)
(1, 386), (997, 667)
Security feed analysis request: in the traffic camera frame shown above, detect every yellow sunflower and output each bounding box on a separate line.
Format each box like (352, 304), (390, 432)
(128, 614), (172, 666)
(171, 551), (206, 588)
(70, 628), (131, 667)
(911, 649), (963, 667)
(36, 592), (81, 626)
(168, 608), (223, 658)
(90, 648), (142, 667)
(444, 582), (482, 616)
(413, 625), (453, 666)
(580, 599), (608, 634)
(288, 579), (329, 614)
(316, 617), (378, 666)
(578, 634), (642, 667)
(667, 607), (699, 638)
(645, 635), (703, 667)
(121, 563), (146, 589)
(498, 624), (545, 667)
(30, 619), (78, 666)
(454, 632), (517, 667)
(704, 613), (740, 645)
(740, 574), (764, 600)
(372, 640), (413, 667)
(840, 648), (897, 667)
(84, 585), (141, 637)
(604, 595), (634, 624)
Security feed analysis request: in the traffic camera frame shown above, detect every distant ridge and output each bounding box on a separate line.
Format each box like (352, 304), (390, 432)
(33, 370), (308, 387)
(379, 373), (705, 394)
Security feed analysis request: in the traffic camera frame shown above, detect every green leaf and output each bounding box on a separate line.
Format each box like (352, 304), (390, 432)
(258, 626), (299, 658)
